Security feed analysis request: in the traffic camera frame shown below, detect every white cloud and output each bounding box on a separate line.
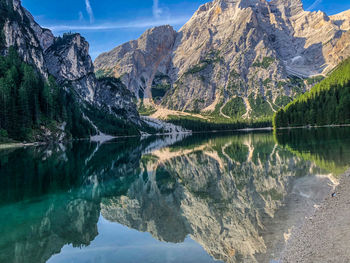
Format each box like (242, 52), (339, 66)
(153, 0), (162, 19)
(306, 0), (322, 11)
(85, 0), (94, 23)
(46, 16), (188, 32)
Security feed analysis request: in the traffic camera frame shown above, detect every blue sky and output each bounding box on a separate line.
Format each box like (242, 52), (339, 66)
(21, 0), (350, 60)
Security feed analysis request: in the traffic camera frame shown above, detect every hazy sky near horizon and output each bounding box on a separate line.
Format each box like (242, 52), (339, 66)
(21, 0), (350, 60)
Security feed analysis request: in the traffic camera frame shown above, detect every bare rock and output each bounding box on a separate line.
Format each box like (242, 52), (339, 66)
(94, 0), (350, 116)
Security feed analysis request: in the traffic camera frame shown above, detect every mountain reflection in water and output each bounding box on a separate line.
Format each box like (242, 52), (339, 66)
(1, 127), (350, 263)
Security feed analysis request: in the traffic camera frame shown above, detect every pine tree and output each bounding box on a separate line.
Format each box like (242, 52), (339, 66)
(273, 58), (350, 128)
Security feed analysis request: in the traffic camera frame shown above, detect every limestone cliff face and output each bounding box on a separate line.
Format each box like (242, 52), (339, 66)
(1, 0), (54, 77)
(94, 0), (350, 117)
(95, 77), (142, 125)
(330, 10), (350, 31)
(43, 33), (141, 125)
(44, 34), (96, 102)
(94, 25), (177, 100)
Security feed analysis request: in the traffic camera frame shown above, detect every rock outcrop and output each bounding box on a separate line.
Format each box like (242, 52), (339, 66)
(94, 0), (350, 118)
(44, 33), (96, 102)
(1, 0), (54, 77)
(94, 25), (177, 100)
(44, 33), (142, 125)
(330, 9), (350, 31)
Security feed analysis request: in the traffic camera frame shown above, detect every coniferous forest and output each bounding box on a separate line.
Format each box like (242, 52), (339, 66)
(273, 58), (350, 128)
(0, 47), (96, 142)
(0, 48), (142, 142)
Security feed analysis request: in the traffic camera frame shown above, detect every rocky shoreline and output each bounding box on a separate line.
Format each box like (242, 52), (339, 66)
(281, 169), (350, 262)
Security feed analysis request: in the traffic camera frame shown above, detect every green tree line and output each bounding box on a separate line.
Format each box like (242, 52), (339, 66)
(167, 115), (271, 132)
(0, 47), (94, 141)
(273, 58), (350, 128)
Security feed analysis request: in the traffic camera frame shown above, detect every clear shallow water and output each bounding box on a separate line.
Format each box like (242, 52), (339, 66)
(1, 128), (350, 263)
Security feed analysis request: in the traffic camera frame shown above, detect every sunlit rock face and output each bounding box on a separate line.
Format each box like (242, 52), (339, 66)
(94, 25), (177, 100)
(1, 0), (54, 77)
(101, 134), (336, 262)
(94, 0), (350, 115)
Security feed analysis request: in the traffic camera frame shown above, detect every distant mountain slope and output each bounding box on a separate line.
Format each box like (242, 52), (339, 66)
(330, 9), (350, 31)
(94, 25), (177, 101)
(273, 58), (350, 128)
(0, 0), (154, 142)
(94, 0), (350, 121)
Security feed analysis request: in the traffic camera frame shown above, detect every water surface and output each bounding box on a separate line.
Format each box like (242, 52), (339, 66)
(1, 128), (350, 263)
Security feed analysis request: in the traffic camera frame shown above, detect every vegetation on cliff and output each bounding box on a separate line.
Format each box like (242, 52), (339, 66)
(0, 48), (140, 142)
(273, 58), (350, 128)
(0, 48), (95, 141)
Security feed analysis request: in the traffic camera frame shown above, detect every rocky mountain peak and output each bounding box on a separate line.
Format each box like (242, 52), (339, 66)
(271, 0), (303, 8)
(1, 0), (148, 134)
(270, 0), (304, 17)
(45, 33), (94, 82)
(331, 9), (350, 31)
(43, 33), (97, 101)
(138, 25), (177, 50)
(94, 25), (177, 99)
(197, 0), (303, 15)
(10, 0), (21, 11)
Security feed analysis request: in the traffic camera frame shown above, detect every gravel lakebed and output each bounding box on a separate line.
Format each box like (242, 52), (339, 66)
(281, 169), (350, 263)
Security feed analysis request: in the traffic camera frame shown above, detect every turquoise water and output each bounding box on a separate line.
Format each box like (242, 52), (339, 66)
(1, 128), (350, 263)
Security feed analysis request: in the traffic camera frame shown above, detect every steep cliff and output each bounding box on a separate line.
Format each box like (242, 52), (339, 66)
(0, 0), (54, 76)
(0, 0), (147, 141)
(44, 33), (142, 126)
(94, 25), (177, 101)
(94, 0), (350, 120)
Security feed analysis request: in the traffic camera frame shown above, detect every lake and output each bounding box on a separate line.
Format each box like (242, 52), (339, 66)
(1, 127), (350, 263)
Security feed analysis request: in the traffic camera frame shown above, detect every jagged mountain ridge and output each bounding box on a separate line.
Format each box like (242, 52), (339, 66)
(94, 25), (177, 100)
(0, 0), (145, 140)
(44, 33), (142, 125)
(94, 0), (350, 118)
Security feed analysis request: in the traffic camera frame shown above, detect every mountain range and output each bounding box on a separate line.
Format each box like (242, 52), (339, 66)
(0, 0), (186, 142)
(1, 0), (350, 141)
(95, 0), (350, 121)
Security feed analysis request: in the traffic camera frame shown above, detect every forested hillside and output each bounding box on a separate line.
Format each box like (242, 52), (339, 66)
(0, 48), (95, 142)
(0, 0), (151, 143)
(273, 58), (350, 128)
(0, 48), (140, 142)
